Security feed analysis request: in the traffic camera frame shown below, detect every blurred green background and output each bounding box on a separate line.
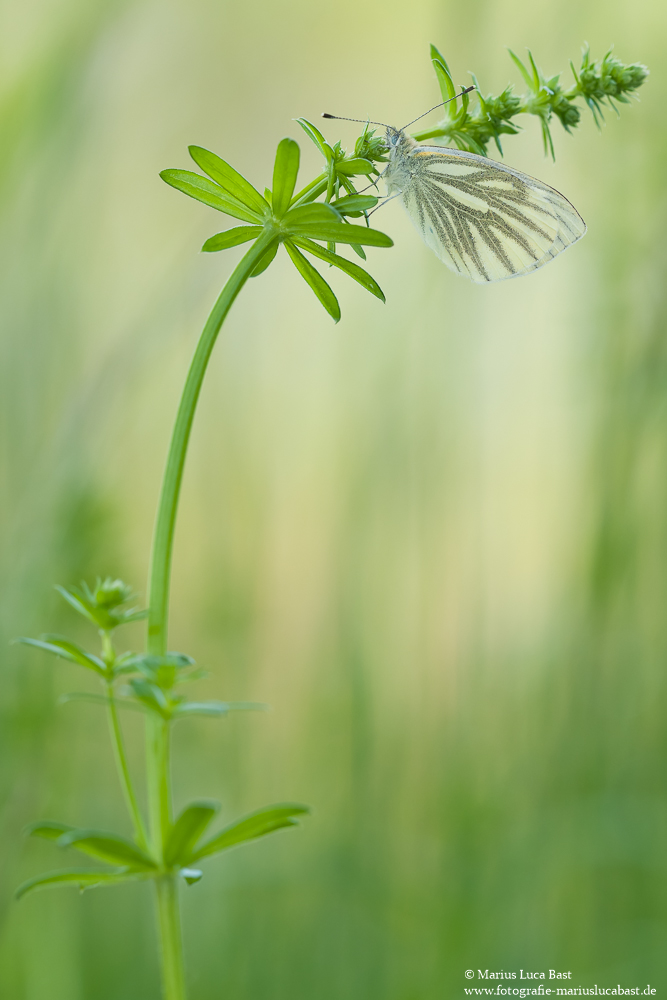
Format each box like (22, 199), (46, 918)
(1, 0), (665, 996)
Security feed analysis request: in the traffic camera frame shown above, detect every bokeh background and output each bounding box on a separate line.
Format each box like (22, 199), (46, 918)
(1, 0), (665, 996)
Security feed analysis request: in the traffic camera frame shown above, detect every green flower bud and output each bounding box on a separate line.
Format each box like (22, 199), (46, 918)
(621, 62), (650, 91)
(354, 129), (389, 164)
(551, 92), (581, 131)
(523, 88), (553, 121)
(484, 86), (522, 122)
(93, 578), (134, 609)
(55, 578), (147, 631)
(331, 140), (355, 167)
(576, 48), (649, 108)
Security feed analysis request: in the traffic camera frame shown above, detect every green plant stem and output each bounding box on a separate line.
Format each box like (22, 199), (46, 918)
(144, 225), (277, 1000)
(146, 227), (276, 658)
(146, 715), (172, 856)
(148, 716), (178, 998)
(155, 875), (186, 1000)
(105, 682), (150, 852)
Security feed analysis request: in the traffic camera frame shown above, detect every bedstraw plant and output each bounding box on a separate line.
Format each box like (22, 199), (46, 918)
(14, 42), (647, 1000)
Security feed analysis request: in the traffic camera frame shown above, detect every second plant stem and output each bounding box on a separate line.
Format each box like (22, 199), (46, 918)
(106, 684), (150, 852)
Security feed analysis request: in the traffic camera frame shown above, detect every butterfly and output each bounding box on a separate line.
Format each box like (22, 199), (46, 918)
(323, 95), (586, 284)
(382, 127), (586, 283)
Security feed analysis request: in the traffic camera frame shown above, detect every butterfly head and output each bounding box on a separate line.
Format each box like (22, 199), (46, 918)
(386, 127), (414, 147)
(384, 127), (416, 162)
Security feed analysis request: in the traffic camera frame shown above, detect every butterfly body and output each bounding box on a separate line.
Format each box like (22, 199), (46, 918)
(382, 127), (586, 283)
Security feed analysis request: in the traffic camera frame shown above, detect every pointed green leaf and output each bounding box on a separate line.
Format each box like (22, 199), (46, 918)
(113, 652), (145, 675)
(284, 242), (340, 323)
(338, 173), (357, 197)
(58, 692), (148, 714)
(295, 118), (333, 160)
(160, 170), (262, 224)
(287, 222), (393, 248)
(54, 585), (99, 625)
(283, 202), (340, 227)
(542, 119), (555, 160)
(188, 146), (269, 216)
(432, 56), (456, 105)
(527, 50), (541, 91)
(192, 803), (311, 861)
(250, 240), (279, 277)
(430, 43), (452, 75)
(272, 138), (300, 217)
(28, 822), (156, 870)
(172, 701), (228, 717)
(176, 666), (208, 683)
(173, 700), (268, 718)
(202, 226), (263, 252)
(15, 636), (105, 675)
(128, 652), (194, 670)
(26, 821), (74, 842)
(164, 801), (220, 867)
(118, 608), (149, 624)
(181, 868), (203, 885)
(291, 238), (385, 302)
(16, 868), (152, 900)
(128, 679), (172, 718)
(508, 49), (534, 90)
(336, 158), (374, 176)
(57, 829), (157, 870)
(330, 195), (378, 215)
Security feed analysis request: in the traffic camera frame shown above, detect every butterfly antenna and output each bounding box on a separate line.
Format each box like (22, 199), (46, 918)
(400, 85), (475, 130)
(322, 113), (391, 127)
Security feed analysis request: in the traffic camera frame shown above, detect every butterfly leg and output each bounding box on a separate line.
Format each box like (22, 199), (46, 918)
(366, 190), (403, 218)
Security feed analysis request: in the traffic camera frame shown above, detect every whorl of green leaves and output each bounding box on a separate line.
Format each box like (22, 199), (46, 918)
(17, 802), (310, 899)
(160, 135), (392, 323)
(413, 44), (649, 159)
(15, 578), (309, 899)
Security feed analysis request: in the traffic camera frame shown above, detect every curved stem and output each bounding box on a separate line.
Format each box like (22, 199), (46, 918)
(146, 229), (276, 657)
(144, 228), (277, 1000)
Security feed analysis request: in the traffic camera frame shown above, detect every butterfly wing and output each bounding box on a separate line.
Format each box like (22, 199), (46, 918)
(399, 145), (586, 283)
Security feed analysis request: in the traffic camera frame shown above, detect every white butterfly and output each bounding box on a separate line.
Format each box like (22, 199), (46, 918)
(382, 127), (586, 283)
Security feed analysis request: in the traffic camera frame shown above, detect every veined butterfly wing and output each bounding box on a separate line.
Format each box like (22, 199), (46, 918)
(387, 137), (586, 283)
